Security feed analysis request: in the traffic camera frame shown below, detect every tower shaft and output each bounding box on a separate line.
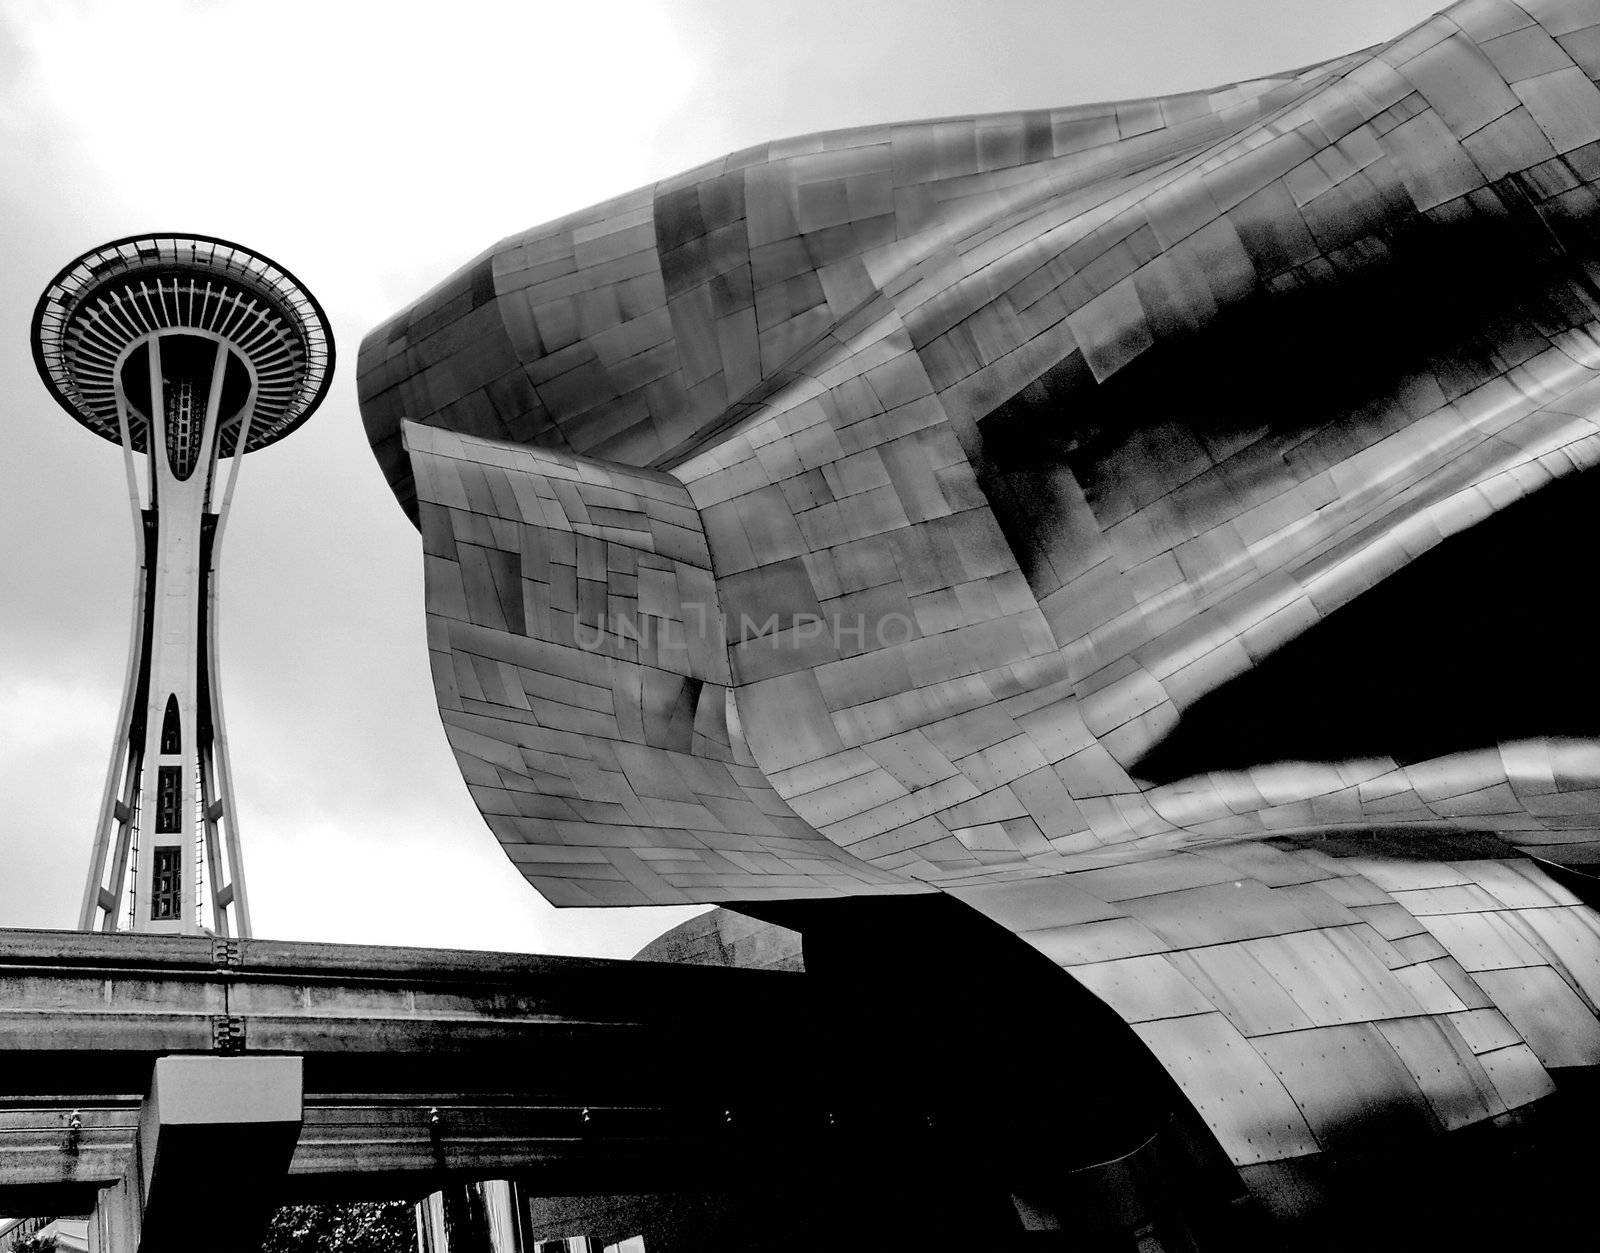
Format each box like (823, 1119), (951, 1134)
(79, 334), (252, 936)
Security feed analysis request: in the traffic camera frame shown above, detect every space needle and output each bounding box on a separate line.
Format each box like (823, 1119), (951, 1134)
(32, 234), (333, 937)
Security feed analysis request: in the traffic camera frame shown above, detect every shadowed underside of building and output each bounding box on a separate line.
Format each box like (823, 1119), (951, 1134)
(357, 0), (1600, 1243)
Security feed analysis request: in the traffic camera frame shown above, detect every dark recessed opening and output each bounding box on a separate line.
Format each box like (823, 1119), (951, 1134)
(121, 336), (252, 428)
(159, 693), (181, 755)
(973, 182), (1598, 604)
(1131, 464), (1600, 783)
(150, 845), (182, 922)
(155, 764), (183, 834)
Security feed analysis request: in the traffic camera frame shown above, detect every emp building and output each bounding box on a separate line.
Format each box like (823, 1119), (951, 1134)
(33, 235), (332, 937)
(360, 0), (1600, 1245)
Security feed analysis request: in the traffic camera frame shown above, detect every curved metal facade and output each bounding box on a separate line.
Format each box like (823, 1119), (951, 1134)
(359, 0), (1600, 1221)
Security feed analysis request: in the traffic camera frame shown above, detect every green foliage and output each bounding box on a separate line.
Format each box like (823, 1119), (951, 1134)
(261, 1201), (416, 1253)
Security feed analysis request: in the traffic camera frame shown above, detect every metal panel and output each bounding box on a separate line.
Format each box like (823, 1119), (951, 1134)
(1512, 905), (1600, 1003)
(1446, 1007), (1524, 1054)
(1240, 927), (1421, 1025)
(1121, 879), (1342, 949)
(1472, 965), (1600, 1066)
(1253, 1024), (1438, 1150)
(1019, 917), (1172, 965)
(1068, 954), (1215, 1022)
(1418, 910), (1551, 971)
(1134, 1013), (1320, 1165)
(1372, 1015), (1506, 1130)
(1167, 944), (1317, 1036)
(1476, 1042), (1557, 1110)
(953, 877), (1121, 930)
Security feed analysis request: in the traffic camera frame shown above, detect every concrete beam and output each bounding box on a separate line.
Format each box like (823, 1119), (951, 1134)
(0, 925), (1081, 1216)
(88, 1057), (302, 1253)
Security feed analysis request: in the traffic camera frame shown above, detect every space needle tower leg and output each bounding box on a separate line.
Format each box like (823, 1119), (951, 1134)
(32, 235), (333, 938)
(80, 337), (251, 936)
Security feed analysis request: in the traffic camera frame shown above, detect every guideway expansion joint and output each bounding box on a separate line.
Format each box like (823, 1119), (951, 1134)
(210, 936), (246, 1053)
(210, 1016), (246, 1055)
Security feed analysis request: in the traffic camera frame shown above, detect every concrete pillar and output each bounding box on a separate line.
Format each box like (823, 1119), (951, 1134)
(415, 1181), (530, 1252)
(481, 1181), (522, 1249)
(416, 1192), (449, 1253)
(89, 1056), (302, 1253)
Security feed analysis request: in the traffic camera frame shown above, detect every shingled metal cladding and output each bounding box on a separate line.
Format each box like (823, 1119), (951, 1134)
(361, 0), (1600, 1220)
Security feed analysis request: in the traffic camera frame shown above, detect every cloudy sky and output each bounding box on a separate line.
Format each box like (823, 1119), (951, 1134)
(0, 0), (1442, 957)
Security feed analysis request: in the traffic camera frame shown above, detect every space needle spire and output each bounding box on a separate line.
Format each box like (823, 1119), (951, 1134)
(32, 234), (334, 937)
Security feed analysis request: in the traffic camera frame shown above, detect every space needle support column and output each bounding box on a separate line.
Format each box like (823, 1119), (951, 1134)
(202, 388), (258, 938)
(84, 332), (244, 937)
(77, 363), (153, 932)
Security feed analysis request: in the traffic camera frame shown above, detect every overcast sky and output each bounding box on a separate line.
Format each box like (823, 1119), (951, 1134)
(0, 0), (1443, 957)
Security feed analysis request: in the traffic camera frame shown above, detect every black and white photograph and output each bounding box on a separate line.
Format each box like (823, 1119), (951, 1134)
(3, 1), (1598, 1248)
